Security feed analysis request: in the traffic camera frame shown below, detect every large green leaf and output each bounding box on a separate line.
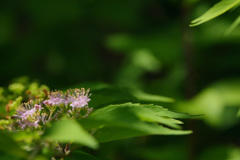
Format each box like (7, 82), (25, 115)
(81, 103), (193, 142)
(43, 119), (98, 149)
(190, 0), (240, 26)
(0, 131), (28, 158)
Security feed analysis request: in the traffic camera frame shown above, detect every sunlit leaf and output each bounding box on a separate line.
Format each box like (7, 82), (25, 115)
(10, 131), (40, 144)
(132, 49), (161, 72)
(132, 90), (174, 103)
(43, 119), (98, 149)
(190, 0), (240, 26)
(177, 79), (240, 128)
(227, 147), (240, 160)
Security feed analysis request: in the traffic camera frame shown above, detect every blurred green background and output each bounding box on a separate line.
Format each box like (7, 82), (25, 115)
(1, 0), (240, 159)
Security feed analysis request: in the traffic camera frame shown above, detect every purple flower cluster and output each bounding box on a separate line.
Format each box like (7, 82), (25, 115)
(43, 88), (91, 109)
(13, 102), (46, 129)
(12, 88), (92, 130)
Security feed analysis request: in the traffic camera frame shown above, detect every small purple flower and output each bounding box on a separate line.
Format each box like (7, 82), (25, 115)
(21, 107), (36, 120)
(34, 104), (43, 111)
(13, 101), (44, 130)
(43, 100), (51, 106)
(43, 90), (66, 106)
(70, 96), (90, 109)
(20, 123), (26, 130)
(33, 120), (39, 128)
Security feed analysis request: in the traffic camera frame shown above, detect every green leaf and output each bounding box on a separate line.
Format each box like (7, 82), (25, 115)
(43, 119), (98, 149)
(81, 103), (192, 143)
(10, 131), (41, 145)
(143, 105), (200, 119)
(0, 131), (28, 158)
(131, 90), (174, 103)
(94, 125), (191, 143)
(190, 0), (240, 26)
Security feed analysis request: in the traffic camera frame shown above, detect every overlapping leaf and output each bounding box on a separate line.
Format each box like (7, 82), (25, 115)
(81, 103), (194, 143)
(43, 119), (98, 149)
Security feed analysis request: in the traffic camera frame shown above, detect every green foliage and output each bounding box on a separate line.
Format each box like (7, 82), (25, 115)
(190, 0), (240, 26)
(43, 119), (98, 149)
(0, 80), (194, 159)
(81, 103), (193, 143)
(177, 79), (240, 128)
(2, 0), (239, 159)
(8, 83), (25, 95)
